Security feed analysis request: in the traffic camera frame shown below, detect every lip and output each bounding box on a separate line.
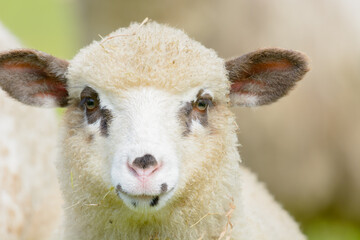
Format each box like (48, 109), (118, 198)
(116, 186), (175, 200)
(116, 186), (175, 209)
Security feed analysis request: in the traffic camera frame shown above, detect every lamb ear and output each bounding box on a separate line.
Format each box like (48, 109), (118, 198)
(226, 48), (309, 107)
(0, 49), (69, 107)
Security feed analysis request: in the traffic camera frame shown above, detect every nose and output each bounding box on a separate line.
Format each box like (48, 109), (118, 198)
(130, 154), (159, 177)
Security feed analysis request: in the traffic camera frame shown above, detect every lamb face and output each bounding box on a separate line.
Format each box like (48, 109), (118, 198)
(63, 23), (230, 211)
(68, 86), (228, 211)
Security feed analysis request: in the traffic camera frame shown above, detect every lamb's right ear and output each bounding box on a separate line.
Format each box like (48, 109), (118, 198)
(226, 48), (309, 107)
(0, 49), (69, 107)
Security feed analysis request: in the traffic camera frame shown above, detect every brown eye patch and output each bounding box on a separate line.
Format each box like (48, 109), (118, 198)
(80, 86), (113, 136)
(179, 90), (214, 136)
(80, 87), (100, 122)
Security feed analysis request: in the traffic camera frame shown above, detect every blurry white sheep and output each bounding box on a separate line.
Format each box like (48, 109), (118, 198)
(0, 22), (61, 240)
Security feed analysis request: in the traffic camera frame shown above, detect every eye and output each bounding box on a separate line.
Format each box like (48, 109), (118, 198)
(80, 87), (100, 111)
(194, 99), (210, 113)
(85, 97), (98, 110)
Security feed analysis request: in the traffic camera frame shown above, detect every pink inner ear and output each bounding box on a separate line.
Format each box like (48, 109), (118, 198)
(2, 62), (49, 78)
(2, 62), (39, 71)
(30, 78), (68, 102)
(30, 79), (67, 90)
(32, 84), (68, 107)
(0, 49), (70, 107)
(2, 61), (68, 105)
(230, 60), (293, 93)
(249, 60), (292, 75)
(230, 78), (265, 93)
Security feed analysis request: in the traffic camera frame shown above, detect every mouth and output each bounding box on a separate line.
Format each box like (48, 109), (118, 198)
(115, 185), (175, 210)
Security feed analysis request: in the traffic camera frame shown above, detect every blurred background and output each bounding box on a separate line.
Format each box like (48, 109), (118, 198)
(0, 0), (359, 239)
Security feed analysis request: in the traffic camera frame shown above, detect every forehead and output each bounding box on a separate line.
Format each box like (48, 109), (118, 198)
(67, 22), (229, 101)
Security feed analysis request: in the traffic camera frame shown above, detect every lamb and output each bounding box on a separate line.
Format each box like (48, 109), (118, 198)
(0, 21), (309, 240)
(0, 22), (61, 240)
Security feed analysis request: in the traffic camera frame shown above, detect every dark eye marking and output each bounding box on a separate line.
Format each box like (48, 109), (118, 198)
(80, 87), (100, 124)
(99, 109), (112, 136)
(80, 86), (113, 137)
(179, 89), (214, 136)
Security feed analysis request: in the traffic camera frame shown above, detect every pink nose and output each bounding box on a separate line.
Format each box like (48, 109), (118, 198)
(129, 154), (159, 177)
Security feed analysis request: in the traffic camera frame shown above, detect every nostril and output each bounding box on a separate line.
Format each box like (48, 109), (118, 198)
(130, 154), (160, 177)
(133, 154), (157, 169)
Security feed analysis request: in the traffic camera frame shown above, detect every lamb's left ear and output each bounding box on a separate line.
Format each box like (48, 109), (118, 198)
(226, 48), (309, 107)
(0, 49), (69, 107)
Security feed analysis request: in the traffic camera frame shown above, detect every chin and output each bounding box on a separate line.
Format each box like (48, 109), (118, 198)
(116, 187), (176, 212)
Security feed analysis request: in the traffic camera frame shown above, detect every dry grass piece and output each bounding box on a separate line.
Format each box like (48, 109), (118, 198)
(100, 17), (149, 44)
(217, 197), (236, 240)
(190, 197), (236, 240)
(83, 186), (115, 207)
(98, 17), (149, 54)
(64, 186), (115, 210)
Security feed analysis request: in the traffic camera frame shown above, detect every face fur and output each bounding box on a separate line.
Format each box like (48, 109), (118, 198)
(71, 81), (221, 211)
(62, 22), (231, 212)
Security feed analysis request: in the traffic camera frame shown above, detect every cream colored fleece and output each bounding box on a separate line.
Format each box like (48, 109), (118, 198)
(0, 22), (62, 240)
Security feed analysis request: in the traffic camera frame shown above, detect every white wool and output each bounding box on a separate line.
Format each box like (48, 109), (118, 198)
(0, 22), (62, 240)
